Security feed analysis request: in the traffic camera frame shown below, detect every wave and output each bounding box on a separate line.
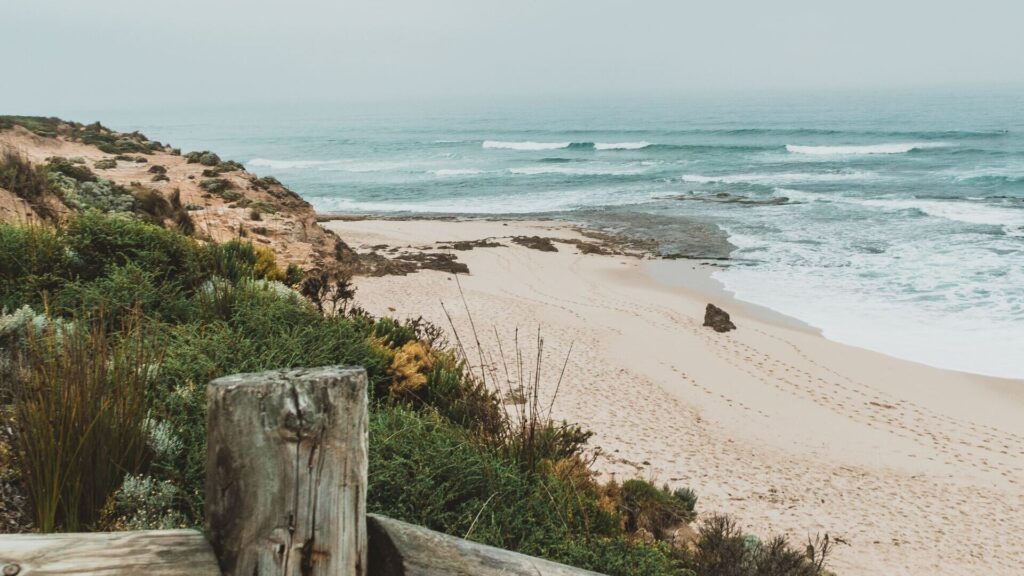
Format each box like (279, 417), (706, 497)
(774, 189), (1024, 230)
(509, 165), (647, 176)
(949, 167), (1024, 185)
(858, 198), (1024, 228)
(310, 186), (658, 215)
(713, 128), (1006, 139)
(680, 170), (877, 185)
(248, 158), (339, 169)
(594, 141), (651, 150)
(248, 158), (416, 173)
(785, 142), (949, 156)
(429, 168), (483, 177)
(483, 141), (572, 150)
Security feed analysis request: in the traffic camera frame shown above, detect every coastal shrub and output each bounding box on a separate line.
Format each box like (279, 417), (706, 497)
(551, 537), (688, 576)
(10, 313), (158, 532)
(130, 187), (195, 235)
(206, 239), (289, 283)
(284, 263), (304, 286)
(185, 151), (221, 166)
(0, 115), (62, 137)
(45, 157), (96, 182)
(301, 270), (357, 316)
(64, 212), (208, 288)
(99, 474), (187, 531)
(682, 514), (830, 576)
(148, 164), (167, 174)
(53, 263), (192, 327)
(620, 480), (698, 540)
(93, 158), (117, 170)
(0, 224), (69, 310)
(201, 161), (243, 177)
(48, 173), (134, 213)
(75, 180), (135, 212)
(368, 407), (669, 575)
(153, 285), (391, 516)
(114, 154), (147, 164)
(0, 150), (51, 204)
(253, 175), (282, 190)
(199, 178), (232, 194)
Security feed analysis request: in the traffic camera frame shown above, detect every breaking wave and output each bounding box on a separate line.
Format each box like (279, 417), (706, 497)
(785, 142), (949, 155)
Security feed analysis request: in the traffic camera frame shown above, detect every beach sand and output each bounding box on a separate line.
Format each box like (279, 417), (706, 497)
(324, 217), (1024, 576)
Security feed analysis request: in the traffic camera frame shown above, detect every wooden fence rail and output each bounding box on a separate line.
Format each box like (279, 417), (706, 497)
(0, 366), (604, 576)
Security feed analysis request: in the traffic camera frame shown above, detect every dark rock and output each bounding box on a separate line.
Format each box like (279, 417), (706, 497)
(511, 236), (558, 252)
(440, 239), (504, 251)
(703, 303), (736, 332)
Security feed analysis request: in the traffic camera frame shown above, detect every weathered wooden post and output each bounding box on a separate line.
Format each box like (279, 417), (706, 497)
(205, 366), (368, 576)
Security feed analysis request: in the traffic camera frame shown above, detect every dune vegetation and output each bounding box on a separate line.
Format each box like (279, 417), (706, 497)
(0, 211), (832, 575)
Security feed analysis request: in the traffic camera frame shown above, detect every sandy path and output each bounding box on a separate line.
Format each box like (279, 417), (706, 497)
(324, 218), (1024, 576)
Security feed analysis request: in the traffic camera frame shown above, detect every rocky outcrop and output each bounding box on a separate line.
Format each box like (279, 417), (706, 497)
(703, 303), (736, 332)
(0, 118), (351, 272)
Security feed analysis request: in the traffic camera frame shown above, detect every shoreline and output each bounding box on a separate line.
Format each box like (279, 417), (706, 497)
(323, 215), (1024, 576)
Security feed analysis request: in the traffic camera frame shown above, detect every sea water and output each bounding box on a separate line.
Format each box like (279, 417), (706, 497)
(93, 90), (1024, 378)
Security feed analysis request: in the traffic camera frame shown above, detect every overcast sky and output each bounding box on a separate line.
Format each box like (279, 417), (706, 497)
(2, 0), (1022, 113)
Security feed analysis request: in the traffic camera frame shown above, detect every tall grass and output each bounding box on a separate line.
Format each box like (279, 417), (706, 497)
(441, 279), (590, 473)
(9, 311), (159, 532)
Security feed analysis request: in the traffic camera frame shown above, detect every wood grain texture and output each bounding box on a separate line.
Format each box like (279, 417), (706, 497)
(367, 514), (606, 576)
(0, 529), (220, 575)
(205, 366), (368, 576)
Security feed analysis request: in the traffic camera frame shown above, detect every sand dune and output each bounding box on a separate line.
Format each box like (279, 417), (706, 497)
(324, 218), (1024, 576)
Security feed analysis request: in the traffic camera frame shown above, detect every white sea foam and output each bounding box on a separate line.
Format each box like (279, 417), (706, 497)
(857, 198), (1024, 227)
(248, 158), (416, 172)
(594, 141), (651, 150)
(680, 171), (876, 185)
(311, 186), (658, 215)
(947, 166), (1024, 182)
(715, 224), (1024, 378)
(248, 158), (339, 169)
(785, 142), (948, 155)
(483, 140), (571, 151)
(429, 168), (483, 177)
(510, 165), (646, 176)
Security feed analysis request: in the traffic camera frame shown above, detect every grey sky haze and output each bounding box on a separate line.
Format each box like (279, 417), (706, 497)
(2, 0), (1022, 112)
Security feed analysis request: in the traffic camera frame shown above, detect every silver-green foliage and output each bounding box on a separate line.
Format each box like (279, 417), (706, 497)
(48, 172), (134, 213)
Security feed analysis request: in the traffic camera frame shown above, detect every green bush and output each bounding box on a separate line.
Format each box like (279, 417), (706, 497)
(620, 479), (698, 539)
(0, 150), (51, 204)
(63, 212), (209, 288)
(0, 224), (69, 310)
(49, 173), (135, 213)
(185, 151), (221, 166)
(368, 407), (664, 575)
(199, 178), (232, 195)
(54, 262), (193, 326)
(45, 157), (97, 182)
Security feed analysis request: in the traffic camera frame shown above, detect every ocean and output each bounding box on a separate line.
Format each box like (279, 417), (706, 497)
(91, 90), (1024, 378)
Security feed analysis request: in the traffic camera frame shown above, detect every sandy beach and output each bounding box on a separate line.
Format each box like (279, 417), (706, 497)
(324, 217), (1024, 576)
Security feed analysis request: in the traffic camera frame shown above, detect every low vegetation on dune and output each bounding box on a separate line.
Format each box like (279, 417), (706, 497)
(0, 116), (170, 155)
(0, 210), (831, 574)
(0, 149), (196, 234)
